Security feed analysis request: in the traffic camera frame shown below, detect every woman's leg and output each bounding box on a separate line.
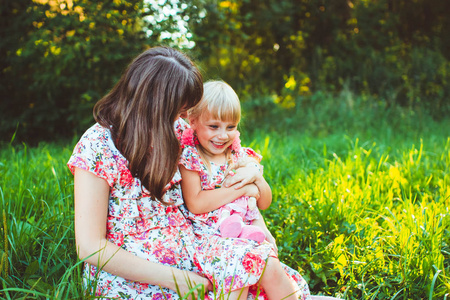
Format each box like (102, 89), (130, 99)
(259, 257), (299, 300)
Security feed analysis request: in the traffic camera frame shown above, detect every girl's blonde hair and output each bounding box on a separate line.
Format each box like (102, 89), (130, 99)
(189, 80), (241, 124)
(188, 80), (241, 176)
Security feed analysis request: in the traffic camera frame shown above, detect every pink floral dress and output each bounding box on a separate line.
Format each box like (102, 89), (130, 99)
(179, 128), (311, 299)
(68, 122), (195, 299)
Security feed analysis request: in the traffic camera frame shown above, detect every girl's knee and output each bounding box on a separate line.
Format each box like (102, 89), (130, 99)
(260, 257), (300, 300)
(261, 257), (284, 283)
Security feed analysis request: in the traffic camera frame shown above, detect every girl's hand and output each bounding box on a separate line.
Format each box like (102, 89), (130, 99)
(169, 270), (213, 298)
(244, 183), (261, 199)
(223, 161), (262, 189)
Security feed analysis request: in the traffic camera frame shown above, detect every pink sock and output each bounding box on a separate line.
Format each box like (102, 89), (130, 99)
(219, 214), (243, 238)
(239, 225), (266, 243)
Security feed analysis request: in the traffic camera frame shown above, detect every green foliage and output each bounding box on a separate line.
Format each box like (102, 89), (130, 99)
(1, 0), (152, 144)
(243, 98), (450, 298)
(311, 1), (450, 118)
(257, 135), (450, 298)
(2, 0), (450, 143)
(191, 0), (450, 118)
(0, 141), (83, 298)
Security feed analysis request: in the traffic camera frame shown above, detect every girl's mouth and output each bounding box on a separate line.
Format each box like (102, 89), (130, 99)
(211, 141), (227, 148)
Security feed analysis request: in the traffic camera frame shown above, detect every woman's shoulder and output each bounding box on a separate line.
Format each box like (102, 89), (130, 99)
(80, 123), (111, 141)
(67, 123), (121, 184)
(75, 123), (117, 151)
(69, 123), (121, 164)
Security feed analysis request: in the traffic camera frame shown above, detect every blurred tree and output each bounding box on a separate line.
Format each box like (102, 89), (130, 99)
(1, 0), (449, 142)
(1, 0), (149, 143)
(0, 0), (201, 143)
(190, 1), (350, 95)
(190, 0), (449, 117)
(191, 0), (310, 98)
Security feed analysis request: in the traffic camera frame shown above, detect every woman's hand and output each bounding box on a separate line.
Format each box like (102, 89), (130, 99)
(168, 270), (213, 298)
(223, 161), (262, 189)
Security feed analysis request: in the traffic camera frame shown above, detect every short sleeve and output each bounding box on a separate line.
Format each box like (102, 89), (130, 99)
(67, 124), (118, 187)
(174, 118), (190, 141)
(179, 146), (204, 173)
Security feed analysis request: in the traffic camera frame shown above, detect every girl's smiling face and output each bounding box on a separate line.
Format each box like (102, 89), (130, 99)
(190, 112), (238, 162)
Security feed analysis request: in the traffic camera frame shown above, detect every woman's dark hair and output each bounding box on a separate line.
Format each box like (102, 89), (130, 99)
(93, 46), (203, 203)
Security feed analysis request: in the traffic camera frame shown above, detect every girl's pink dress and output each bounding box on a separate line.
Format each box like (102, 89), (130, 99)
(179, 129), (311, 299)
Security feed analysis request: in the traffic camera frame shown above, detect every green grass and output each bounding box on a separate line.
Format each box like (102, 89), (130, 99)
(0, 141), (84, 298)
(248, 133), (449, 299)
(0, 93), (449, 299)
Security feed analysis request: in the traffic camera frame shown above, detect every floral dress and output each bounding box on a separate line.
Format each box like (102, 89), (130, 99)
(179, 128), (311, 299)
(68, 122), (195, 299)
(68, 120), (310, 299)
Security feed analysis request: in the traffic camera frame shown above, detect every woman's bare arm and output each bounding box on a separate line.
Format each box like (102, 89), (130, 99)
(74, 168), (212, 295)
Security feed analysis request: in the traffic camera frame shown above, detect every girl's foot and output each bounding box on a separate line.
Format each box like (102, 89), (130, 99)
(220, 214), (243, 238)
(240, 225), (265, 243)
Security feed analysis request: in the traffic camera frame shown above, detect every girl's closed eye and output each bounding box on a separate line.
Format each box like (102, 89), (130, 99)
(209, 125), (218, 129)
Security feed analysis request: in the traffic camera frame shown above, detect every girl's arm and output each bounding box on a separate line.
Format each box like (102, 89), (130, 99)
(179, 165), (260, 214)
(252, 171), (272, 210)
(74, 168), (212, 296)
(222, 159), (272, 210)
(222, 159), (262, 189)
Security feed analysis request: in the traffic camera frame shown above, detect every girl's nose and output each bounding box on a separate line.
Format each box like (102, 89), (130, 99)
(218, 130), (228, 139)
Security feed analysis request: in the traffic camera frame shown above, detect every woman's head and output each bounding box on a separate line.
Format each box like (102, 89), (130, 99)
(94, 46), (203, 203)
(188, 80), (241, 125)
(95, 47), (203, 128)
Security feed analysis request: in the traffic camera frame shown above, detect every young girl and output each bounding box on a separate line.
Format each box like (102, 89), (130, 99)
(179, 80), (312, 299)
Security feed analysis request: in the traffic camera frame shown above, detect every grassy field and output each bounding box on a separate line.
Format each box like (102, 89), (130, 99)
(0, 93), (449, 299)
(250, 133), (449, 299)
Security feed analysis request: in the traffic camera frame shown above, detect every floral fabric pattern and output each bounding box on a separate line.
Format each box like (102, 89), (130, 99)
(179, 144), (262, 229)
(68, 123), (195, 299)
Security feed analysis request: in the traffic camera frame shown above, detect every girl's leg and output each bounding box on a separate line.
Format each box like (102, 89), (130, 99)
(259, 257), (299, 300)
(226, 287), (249, 300)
